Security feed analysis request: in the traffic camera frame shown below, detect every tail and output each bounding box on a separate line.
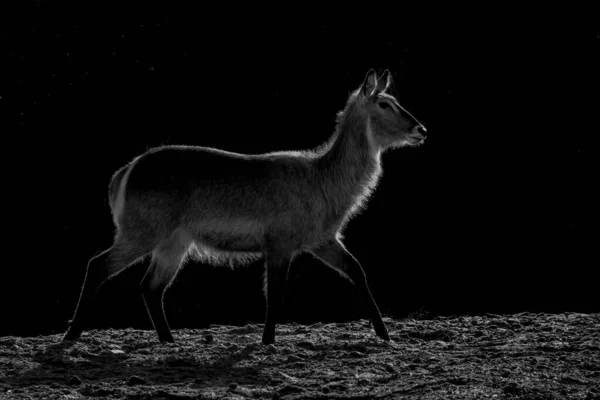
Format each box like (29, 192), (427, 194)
(109, 163), (134, 228)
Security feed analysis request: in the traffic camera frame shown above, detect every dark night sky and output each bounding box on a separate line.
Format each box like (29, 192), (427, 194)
(2, 6), (598, 336)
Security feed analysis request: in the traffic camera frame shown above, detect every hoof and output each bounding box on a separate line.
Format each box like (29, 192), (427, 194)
(375, 324), (390, 341)
(61, 329), (81, 343)
(262, 332), (275, 345)
(158, 333), (175, 344)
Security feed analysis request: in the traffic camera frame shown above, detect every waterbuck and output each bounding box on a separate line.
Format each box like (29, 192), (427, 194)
(62, 69), (427, 345)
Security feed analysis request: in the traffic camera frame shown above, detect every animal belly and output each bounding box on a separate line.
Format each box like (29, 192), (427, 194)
(197, 232), (263, 252)
(191, 217), (265, 253)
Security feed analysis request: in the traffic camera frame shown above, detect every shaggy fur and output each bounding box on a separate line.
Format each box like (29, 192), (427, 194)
(62, 69), (427, 345)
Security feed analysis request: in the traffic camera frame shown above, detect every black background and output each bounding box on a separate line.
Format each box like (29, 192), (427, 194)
(2, 6), (598, 337)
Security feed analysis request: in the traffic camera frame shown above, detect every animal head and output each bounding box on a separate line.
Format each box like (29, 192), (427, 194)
(356, 69), (427, 151)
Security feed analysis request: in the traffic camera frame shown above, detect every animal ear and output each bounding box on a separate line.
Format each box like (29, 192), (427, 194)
(360, 69), (378, 97)
(377, 69), (392, 93)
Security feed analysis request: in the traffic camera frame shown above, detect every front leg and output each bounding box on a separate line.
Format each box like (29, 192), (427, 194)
(309, 239), (390, 341)
(262, 253), (292, 345)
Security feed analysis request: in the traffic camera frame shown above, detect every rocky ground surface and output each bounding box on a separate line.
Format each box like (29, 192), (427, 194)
(0, 312), (598, 399)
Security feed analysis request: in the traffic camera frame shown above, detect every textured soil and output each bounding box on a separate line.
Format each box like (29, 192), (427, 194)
(0, 313), (598, 399)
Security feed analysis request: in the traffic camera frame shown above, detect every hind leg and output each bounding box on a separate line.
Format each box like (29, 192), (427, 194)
(62, 242), (149, 342)
(140, 257), (180, 343)
(140, 232), (189, 343)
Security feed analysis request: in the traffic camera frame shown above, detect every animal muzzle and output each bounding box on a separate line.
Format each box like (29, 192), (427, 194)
(407, 125), (427, 141)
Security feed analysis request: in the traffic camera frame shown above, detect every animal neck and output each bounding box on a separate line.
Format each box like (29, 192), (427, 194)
(314, 102), (383, 223)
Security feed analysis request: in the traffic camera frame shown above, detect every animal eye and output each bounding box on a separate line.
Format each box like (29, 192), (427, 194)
(378, 102), (390, 110)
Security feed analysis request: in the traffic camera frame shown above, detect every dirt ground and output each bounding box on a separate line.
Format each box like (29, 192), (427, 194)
(0, 312), (598, 399)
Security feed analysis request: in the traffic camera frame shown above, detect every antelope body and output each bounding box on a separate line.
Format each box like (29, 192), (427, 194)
(62, 69), (426, 344)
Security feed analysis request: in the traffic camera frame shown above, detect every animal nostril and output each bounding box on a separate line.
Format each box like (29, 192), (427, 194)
(417, 125), (427, 137)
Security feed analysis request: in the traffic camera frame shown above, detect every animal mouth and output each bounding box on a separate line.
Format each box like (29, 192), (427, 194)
(406, 134), (425, 144)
